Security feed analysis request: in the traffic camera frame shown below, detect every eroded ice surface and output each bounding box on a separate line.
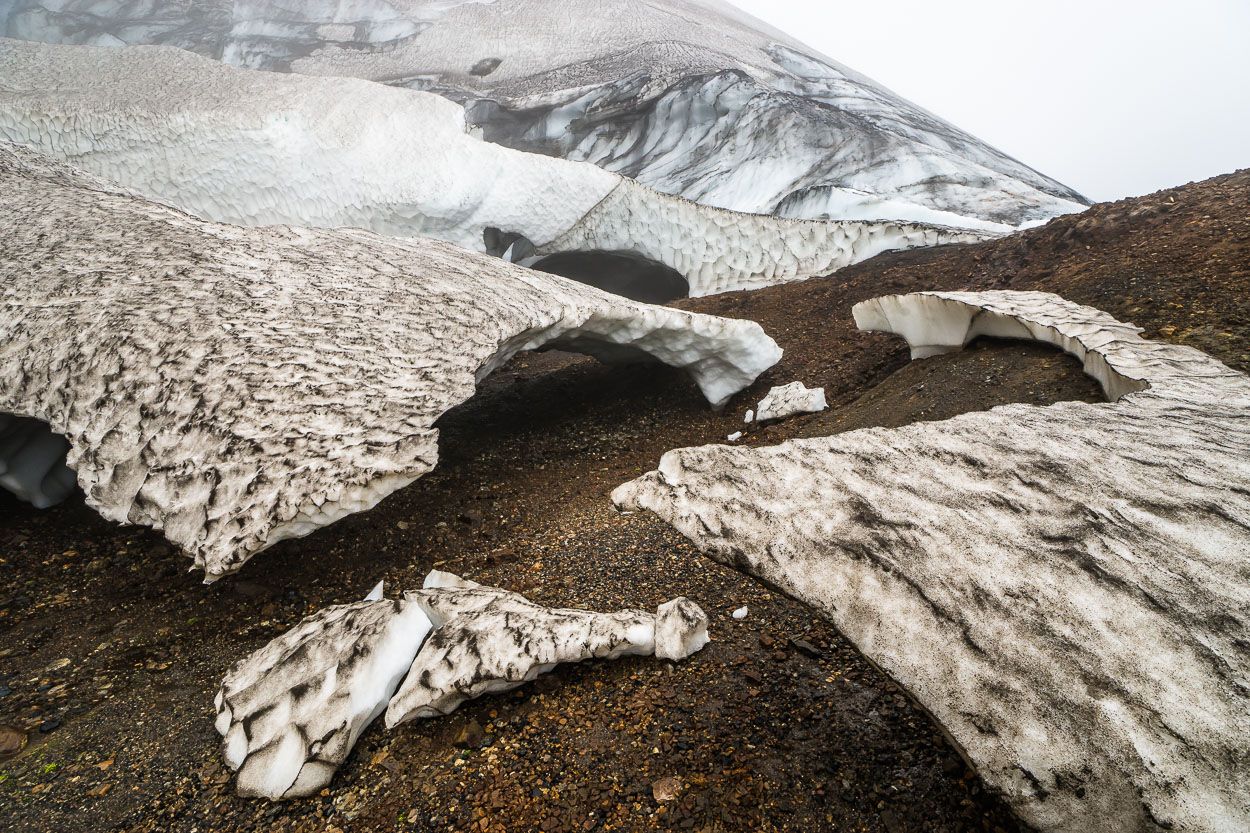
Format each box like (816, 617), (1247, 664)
(0, 38), (990, 298)
(0, 143), (780, 578)
(0, 0), (1089, 229)
(753, 382), (828, 423)
(215, 572), (709, 799)
(387, 574), (708, 725)
(613, 291), (1250, 833)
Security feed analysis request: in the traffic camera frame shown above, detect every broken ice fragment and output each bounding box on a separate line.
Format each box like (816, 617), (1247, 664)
(216, 571), (710, 799)
(214, 597), (433, 799)
(754, 382), (828, 422)
(726, 432), (743, 442)
(731, 606), (748, 620)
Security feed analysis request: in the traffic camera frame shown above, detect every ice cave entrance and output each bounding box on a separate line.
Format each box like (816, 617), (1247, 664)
(529, 251), (689, 304)
(0, 413), (76, 509)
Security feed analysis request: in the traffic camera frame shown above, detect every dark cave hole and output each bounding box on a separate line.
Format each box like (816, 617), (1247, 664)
(529, 250), (689, 304)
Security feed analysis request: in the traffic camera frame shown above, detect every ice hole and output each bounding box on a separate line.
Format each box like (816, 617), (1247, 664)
(0, 414), (77, 509)
(529, 250), (690, 304)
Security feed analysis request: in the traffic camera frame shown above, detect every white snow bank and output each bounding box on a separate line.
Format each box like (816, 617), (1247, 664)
(215, 571), (710, 799)
(0, 38), (993, 298)
(614, 291), (1250, 833)
(0, 142), (780, 579)
(754, 382), (828, 422)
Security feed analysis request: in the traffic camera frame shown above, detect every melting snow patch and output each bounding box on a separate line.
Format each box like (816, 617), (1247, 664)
(614, 290), (1250, 833)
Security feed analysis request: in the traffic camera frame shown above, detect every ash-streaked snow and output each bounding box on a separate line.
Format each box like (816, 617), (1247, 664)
(0, 0), (1089, 230)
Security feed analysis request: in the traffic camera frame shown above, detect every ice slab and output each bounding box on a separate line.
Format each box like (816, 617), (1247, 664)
(754, 382), (828, 422)
(613, 291), (1250, 833)
(216, 572), (710, 799)
(0, 143), (780, 578)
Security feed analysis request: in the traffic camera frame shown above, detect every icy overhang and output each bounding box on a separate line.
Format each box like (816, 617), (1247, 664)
(0, 38), (992, 298)
(613, 291), (1250, 833)
(0, 143), (780, 579)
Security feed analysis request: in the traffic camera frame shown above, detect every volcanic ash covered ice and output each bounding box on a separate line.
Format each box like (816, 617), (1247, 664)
(0, 143), (780, 579)
(0, 38), (990, 298)
(0, 0), (1089, 229)
(613, 291), (1250, 833)
(215, 573), (709, 799)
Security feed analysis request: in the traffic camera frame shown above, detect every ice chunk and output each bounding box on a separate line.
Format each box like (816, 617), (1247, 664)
(754, 382), (828, 422)
(215, 597), (433, 799)
(731, 606), (748, 620)
(654, 597), (710, 660)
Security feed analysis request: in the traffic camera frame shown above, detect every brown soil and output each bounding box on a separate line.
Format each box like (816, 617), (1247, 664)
(1, 169), (1246, 833)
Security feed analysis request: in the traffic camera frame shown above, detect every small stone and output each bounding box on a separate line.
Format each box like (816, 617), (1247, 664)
(787, 638), (823, 659)
(651, 776), (681, 802)
(0, 724), (26, 760)
(457, 510), (483, 526)
(742, 669), (762, 684)
(38, 719), (61, 733)
(454, 719), (485, 749)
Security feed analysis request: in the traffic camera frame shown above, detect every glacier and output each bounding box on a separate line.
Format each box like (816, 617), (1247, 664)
(0, 38), (990, 299)
(215, 572), (709, 799)
(613, 291), (1250, 833)
(0, 0), (1089, 230)
(0, 142), (782, 579)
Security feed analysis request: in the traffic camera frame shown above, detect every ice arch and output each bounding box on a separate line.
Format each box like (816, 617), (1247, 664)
(0, 143), (781, 579)
(529, 250), (689, 304)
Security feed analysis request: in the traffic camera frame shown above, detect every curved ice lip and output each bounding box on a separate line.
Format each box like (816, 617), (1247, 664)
(0, 38), (992, 299)
(613, 291), (1250, 833)
(0, 142), (780, 579)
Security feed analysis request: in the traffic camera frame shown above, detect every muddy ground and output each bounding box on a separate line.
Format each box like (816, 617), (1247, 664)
(1, 170), (1246, 833)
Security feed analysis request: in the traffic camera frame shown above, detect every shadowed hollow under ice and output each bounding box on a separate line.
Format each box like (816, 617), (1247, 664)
(0, 142), (781, 579)
(613, 291), (1250, 833)
(0, 0), (1089, 230)
(215, 572), (709, 799)
(0, 38), (990, 298)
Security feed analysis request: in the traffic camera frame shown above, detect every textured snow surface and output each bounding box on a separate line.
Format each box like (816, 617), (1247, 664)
(614, 291), (1250, 833)
(216, 572), (709, 799)
(0, 39), (989, 298)
(387, 576), (708, 725)
(0, 143), (780, 579)
(0, 0), (1089, 229)
(753, 382), (828, 422)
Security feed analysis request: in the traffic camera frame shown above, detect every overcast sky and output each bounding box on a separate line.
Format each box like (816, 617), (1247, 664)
(730, 0), (1250, 203)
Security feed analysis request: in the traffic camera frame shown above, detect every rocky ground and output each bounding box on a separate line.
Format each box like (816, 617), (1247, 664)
(1, 169), (1246, 833)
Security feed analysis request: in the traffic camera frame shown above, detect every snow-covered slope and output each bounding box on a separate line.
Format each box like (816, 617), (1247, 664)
(0, 38), (990, 298)
(0, 0), (1089, 230)
(0, 142), (782, 578)
(614, 291), (1250, 833)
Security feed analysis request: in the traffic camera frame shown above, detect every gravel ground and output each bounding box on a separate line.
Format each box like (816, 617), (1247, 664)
(1, 169), (1246, 833)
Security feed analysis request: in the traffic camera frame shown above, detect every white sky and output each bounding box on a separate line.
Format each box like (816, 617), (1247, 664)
(729, 0), (1250, 203)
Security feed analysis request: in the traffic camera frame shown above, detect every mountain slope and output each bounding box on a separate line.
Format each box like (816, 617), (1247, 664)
(1, 0), (1089, 229)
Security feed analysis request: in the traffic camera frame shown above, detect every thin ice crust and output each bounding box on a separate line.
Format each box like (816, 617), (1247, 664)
(614, 291), (1250, 833)
(0, 143), (781, 578)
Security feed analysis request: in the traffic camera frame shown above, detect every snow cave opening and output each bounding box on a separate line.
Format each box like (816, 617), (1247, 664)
(529, 251), (690, 304)
(0, 413), (77, 509)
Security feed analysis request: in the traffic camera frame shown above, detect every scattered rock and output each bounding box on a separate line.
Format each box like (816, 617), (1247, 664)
(454, 720), (485, 750)
(652, 776), (681, 802)
(0, 724), (26, 760)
